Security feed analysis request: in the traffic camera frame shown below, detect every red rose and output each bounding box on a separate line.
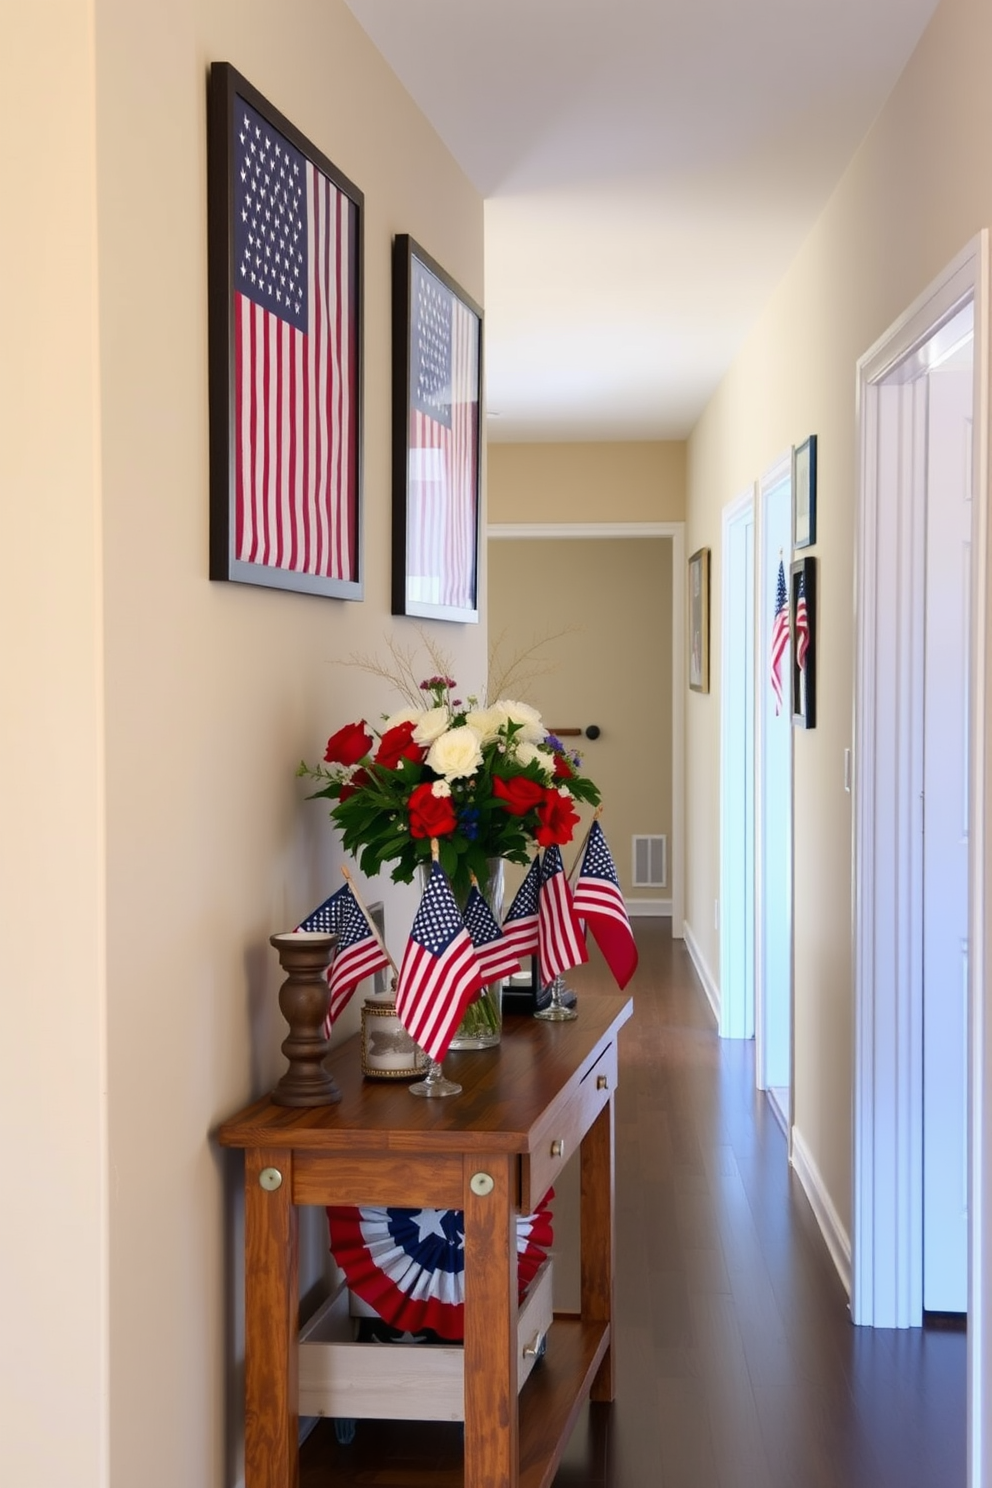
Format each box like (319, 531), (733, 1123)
(552, 753), (573, 780)
(408, 781), (458, 839)
(374, 721), (425, 770)
(536, 789), (581, 846)
(493, 775), (547, 816)
(338, 768), (370, 802)
(324, 721), (373, 767)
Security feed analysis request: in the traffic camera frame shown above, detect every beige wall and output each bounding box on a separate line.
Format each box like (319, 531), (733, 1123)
(2, 4), (484, 1487)
(0, 6), (108, 1486)
(489, 538), (673, 906)
(488, 440), (685, 524)
(685, 0), (992, 1241)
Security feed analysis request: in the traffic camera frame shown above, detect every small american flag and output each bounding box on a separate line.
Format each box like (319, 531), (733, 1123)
(795, 573), (810, 672)
(299, 883), (390, 1033)
(538, 846), (588, 987)
(233, 94), (358, 581)
(406, 256), (479, 612)
(395, 862), (483, 1062)
(770, 559), (790, 715)
(500, 856), (541, 960)
(462, 883), (522, 985)
(571, 823), (638, 990)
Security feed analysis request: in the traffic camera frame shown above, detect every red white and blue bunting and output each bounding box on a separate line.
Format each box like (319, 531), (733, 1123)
(326, 1189), (554, 1342)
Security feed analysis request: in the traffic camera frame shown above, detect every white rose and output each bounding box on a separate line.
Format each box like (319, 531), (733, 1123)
(431, 780), (452, 798)
(427, 725), (484, 781)
(515, 741), (556, 779)
(382, 706), (422, 731)
(412, 706), (450, 744)
(493, 698), (546, 745)
(464, 706), (503, 743)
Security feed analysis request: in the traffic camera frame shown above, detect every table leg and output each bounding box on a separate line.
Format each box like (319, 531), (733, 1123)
(244, 1147), (298, 1488)
(581, 1098), (616, 1402)
(463, 1151), (518, 1487)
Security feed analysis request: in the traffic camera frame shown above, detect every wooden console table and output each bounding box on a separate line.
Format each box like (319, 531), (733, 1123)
(219, 991), (632, 1488)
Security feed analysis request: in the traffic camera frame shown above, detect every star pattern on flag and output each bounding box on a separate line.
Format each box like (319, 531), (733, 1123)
(414, 266), (453, 426)
(234, 99), (307, 331)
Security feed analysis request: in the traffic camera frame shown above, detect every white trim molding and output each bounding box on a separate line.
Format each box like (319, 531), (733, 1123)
(682, 918), (720, 1027)
(626, 898), (672, 917)
(791, 1127), (852, 1300)
(488, 522), (682, 540)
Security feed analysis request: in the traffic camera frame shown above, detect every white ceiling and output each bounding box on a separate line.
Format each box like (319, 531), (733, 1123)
(345, 0), (942, 441)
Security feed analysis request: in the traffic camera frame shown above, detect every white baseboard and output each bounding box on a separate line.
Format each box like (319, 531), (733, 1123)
(682, 919), (720, 1025)
(626, 898), (672, 917)
(791, 1125), (852, 1300)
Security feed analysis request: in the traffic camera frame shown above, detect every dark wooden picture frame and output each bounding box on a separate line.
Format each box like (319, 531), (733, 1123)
(793, 434), (817, 550)
(791, 556), (816, 728)
(391, 235), (483, 623)
(208, 62), (364, 599)
(688, 546), (711, 693)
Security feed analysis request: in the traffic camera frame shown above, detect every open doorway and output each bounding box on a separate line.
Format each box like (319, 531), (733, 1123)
(854, 232), (992, 1486)
(719, 489), (755, 1039)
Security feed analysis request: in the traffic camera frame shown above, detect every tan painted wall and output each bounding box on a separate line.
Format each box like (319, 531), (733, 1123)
(685, 0), (992, 1241)
(489, 538), (673, 906)
(0, 7), (108, 1486)
(488, 441), (685, 524)
(2, 4), (484, 1486)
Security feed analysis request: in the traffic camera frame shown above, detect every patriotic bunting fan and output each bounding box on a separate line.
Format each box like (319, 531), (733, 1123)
(326, 1189), (554, 1342)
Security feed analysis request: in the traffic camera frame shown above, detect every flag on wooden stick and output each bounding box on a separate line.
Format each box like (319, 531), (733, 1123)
(571, 822), (638, 990)
(500, 855), (541, 960)
(298, 882), (391, 1033)
(395, 859), (483, 1062)
(538, 845), (588, 988)
(462, 879), (522, 985)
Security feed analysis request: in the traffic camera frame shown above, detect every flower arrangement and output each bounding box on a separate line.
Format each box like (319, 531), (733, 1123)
(298, 674), (601, 903)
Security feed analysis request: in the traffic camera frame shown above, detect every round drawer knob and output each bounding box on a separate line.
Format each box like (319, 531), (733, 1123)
(550, 1138), (565, 1158)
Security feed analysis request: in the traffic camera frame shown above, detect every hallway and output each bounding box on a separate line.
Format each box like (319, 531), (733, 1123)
(556, 920), (965, 1487)
(299, 920), (965, 1487)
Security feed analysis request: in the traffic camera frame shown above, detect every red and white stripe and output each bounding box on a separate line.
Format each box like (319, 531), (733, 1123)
(407, 295), (477, 609)
(395, 932), (482, 1064)
(538, 849), (588, 986)
(234, 163), (356, 581)
(326, 938), (390, 1031)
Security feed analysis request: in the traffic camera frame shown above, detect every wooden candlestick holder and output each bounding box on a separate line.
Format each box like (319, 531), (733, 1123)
(269, 931), (341, 1106)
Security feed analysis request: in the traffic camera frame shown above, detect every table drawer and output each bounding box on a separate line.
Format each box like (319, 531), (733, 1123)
(523, 1038), (617, 1210)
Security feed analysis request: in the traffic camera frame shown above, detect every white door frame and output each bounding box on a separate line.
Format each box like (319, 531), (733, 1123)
(487, 522), (686, 936)
(853, 232), (992, 1486)
(719, 488), (755, 1038)
(755, 452), (793, 1119)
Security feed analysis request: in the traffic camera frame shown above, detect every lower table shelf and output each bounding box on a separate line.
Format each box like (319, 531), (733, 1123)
(298, 1313), (610, 1488)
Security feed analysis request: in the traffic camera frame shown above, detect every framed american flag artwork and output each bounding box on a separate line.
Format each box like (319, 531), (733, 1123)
(207, 63), (364, 599)
(391, 235), (483, 623)
(790, 556), (816, 728)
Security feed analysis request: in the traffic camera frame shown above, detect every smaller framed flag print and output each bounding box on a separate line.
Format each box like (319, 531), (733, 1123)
(688, 546), (711, 693)
(790, 556), (816, 728)
(793, 434), (817, 550)
(391, 235), (483, 623)
(207, 63), (364, 599)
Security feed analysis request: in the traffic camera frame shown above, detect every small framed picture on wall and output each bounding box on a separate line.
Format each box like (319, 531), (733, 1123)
(793, 435), (817, 550)
(791, 556), (816, 728)
(688, 546), (711, 693)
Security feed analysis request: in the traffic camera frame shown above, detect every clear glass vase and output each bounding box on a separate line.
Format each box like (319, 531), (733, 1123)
(421, 858), (504, 1049)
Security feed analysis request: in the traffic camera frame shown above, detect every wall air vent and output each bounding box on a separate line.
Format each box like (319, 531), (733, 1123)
(632, 835), (667, 888)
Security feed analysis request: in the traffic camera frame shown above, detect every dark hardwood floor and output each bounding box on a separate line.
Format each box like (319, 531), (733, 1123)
(300, 920), (965, 1487)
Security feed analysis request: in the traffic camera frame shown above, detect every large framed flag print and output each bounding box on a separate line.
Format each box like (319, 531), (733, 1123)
(207, 63), (364, 599)
(391, 235), (482, 623)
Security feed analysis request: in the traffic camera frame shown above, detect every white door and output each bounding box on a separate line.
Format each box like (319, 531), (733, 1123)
(720, 494), (755, 1039)
(922, 355), (973, 1313)
(757, 470), (792, 1118)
